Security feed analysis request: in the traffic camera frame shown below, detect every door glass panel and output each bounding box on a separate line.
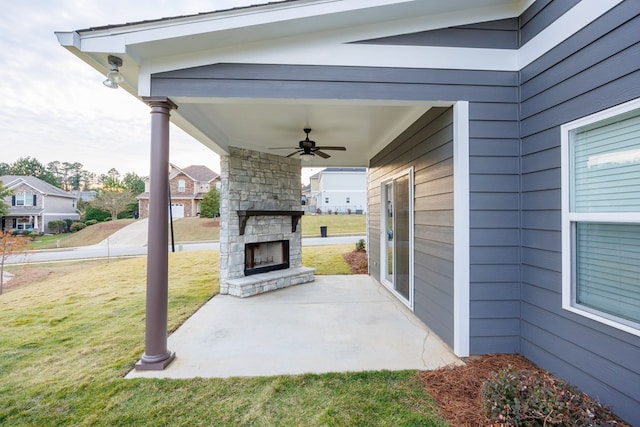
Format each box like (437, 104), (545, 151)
(384, 182), (394, 284)
(394, 175), (410, 300)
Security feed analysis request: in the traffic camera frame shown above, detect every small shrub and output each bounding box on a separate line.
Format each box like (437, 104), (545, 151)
(48, 220), (67, 234)
(70, 222), (87, 233)
(85, 219), (98, 226)
(355, 239), (366, 252)
(482, 367), (619, 426)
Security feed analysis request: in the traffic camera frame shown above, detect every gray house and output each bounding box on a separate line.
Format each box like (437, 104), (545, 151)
(56, 0), (640, 423)
(1, 175), (80, 234)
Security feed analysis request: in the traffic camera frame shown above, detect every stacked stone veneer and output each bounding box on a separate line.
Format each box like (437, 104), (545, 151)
(220, 147), (315, 297)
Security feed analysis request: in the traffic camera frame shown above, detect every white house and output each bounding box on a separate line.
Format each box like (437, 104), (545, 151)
(307, 168), (366, 214)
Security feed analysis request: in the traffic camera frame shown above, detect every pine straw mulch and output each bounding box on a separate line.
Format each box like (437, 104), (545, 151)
(342, 249), (368, 274)
(419, 354), (631, 427)
(420, 354), (539, 426)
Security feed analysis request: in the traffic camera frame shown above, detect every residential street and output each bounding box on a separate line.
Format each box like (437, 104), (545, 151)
(5, 235), (366, 265)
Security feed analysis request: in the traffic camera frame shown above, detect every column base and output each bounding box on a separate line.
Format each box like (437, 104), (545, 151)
(134, 351), (176, 371)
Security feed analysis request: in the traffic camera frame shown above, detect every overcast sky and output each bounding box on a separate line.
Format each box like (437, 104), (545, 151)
(0, 1), (321, 182)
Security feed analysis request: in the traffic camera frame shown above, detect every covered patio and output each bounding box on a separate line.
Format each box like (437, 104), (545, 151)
(127, 275), (461, 379)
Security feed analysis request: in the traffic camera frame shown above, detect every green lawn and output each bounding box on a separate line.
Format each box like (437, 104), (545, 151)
(301, 214), (366, 236)
(0, 249), (447, 426)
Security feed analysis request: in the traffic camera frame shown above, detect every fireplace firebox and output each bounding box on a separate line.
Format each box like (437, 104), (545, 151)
(245, 240), (290, 276)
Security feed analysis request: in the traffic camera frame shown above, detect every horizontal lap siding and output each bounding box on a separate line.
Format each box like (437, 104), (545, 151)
(370, 107), (456, 346)
(519, 1), (640, 423)
(468, 100), (521, 354)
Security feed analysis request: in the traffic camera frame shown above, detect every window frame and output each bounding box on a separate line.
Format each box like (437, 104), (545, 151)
(178, 179), (186, 193)
(561, 98), (640, 337)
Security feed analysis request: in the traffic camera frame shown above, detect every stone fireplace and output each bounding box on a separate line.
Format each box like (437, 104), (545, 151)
(219, 147), (315, 297)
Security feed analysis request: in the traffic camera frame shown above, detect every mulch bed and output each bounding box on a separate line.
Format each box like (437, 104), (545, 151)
(420, 354), (540, 426)
(419, 354), (631, 427)
(342, 250), (368, 273)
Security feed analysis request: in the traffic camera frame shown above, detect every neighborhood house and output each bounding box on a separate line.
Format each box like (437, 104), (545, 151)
(137, 164), (220, 218)
(0, 175), (80, 234)
(56, 0), (640, 424)
(303, 168), (367, 214)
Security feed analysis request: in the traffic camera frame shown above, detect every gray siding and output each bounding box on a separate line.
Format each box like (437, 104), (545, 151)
(369, 107), (455, 346)
(519, 1), (640, 423)
(353, 18), (519, 49)
(519, 0), (580, 45)
(152, 64), (517, 103)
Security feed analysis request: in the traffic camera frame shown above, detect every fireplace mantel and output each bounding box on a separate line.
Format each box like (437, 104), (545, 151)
(237, 210), (304, 235)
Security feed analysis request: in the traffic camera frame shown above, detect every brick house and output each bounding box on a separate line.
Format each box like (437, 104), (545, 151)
(137, 164), (219, 219)
(0, 175), (80, 234)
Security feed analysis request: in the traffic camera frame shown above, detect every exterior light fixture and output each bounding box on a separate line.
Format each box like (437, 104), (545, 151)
(103, 55), (124, 89)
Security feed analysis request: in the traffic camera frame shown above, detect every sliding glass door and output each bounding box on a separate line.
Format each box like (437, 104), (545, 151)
(381, 169), (413, 306)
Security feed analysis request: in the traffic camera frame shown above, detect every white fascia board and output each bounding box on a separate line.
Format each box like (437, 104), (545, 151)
(518, 0), (624, 68)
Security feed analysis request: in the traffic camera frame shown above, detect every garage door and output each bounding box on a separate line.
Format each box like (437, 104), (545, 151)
(170, 203), (184, 218)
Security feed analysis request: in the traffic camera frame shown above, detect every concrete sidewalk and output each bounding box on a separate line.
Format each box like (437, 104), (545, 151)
(127, 275), (461, 379)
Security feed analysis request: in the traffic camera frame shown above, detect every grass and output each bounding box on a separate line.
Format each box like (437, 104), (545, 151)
(0, 248), (447, 426)
(301, 214), (366, 236)
(302, 244), (354, 274)
(171, 217), (220, 242)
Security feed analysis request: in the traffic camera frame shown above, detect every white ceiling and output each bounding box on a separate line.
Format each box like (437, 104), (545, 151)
(169, 98), (443, 167)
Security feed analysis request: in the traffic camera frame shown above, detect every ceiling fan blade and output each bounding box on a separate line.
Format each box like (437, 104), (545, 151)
(315, 146), (346, 151)
(270, 147), (297, 149)
(286, 151), (300, 158)
(315, 150), (331, 159)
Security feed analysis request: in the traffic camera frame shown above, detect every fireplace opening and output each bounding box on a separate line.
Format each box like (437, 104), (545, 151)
(245, 240), (290, 276)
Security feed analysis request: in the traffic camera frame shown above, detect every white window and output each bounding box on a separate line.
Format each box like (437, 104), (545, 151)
(178, 179), (186, 192)
(15, 192), (32, 206)
(561, 98), (640, 336)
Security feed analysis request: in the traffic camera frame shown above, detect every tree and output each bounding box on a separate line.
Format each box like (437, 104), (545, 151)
(122, 172), (145, 195)
(0, 162), (11, 175)
(99, 168), (123, 191)
(90, 189), (136, 221)
(9, 157), (60, 187)
(200, 187), (220, 218)
(0, 231), (28, 295)
(0, 180), (13, 217)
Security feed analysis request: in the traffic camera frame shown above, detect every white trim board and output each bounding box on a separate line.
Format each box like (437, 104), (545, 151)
(453, 101), (470, 357)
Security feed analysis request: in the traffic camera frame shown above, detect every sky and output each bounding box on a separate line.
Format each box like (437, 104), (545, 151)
(0, 1), (322, 183)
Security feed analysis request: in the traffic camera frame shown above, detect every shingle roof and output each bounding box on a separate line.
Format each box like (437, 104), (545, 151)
(0, 175), (76, 199)
(78, 1), (299, 33)
(181, 165), (220, 182)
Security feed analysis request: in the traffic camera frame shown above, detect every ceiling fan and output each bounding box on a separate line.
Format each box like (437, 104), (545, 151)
(271, 128), (346, 161)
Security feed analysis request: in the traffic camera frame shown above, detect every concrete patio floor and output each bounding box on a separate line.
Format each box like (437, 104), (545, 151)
(127, 275), (462, 379)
